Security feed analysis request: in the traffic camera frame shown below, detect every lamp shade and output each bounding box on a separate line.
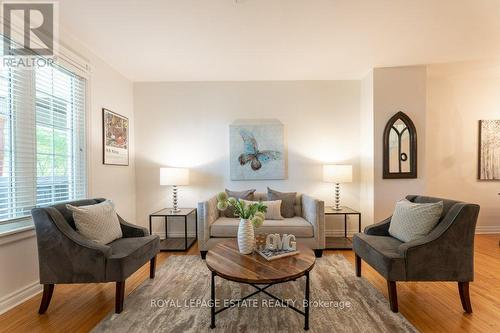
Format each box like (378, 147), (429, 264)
(323, 164), (352, 183)
(160, 167), (189, 186)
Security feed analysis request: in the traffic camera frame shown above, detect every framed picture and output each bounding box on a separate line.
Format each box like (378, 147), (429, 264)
(102, 108), (129, 166)
(230, 119), (286, 180)
(478, 120), (500, 180)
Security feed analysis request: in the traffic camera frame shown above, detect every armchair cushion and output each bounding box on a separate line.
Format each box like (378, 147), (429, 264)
(388, 199), (443, 242)
(106, 235), (160, 281)
(67, 200), (123, 245)
(353, 233), (406, 281)
(210, 217), (314, 238)
(52, 198), (106, 230)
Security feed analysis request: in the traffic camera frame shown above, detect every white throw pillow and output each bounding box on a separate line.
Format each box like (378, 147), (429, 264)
(242, 200), (284, 220)
(388, 199), (443, 243)
(67, 200), (123, 245)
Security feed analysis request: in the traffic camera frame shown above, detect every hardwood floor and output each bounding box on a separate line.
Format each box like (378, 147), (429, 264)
(0, 234), (499, 333)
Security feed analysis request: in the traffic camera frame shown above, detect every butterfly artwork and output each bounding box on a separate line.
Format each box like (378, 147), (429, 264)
(230, 119), (286, 180)
(238, 130), (282, 171)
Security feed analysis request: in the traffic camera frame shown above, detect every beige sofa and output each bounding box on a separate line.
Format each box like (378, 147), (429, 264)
(197, 192), (325, 258)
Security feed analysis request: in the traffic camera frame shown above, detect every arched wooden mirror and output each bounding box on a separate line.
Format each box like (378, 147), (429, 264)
(383, 111), (417, 179)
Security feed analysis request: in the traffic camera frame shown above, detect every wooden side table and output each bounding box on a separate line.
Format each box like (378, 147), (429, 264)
(149, 208), (197, 251)
(325, 206), (361, 250)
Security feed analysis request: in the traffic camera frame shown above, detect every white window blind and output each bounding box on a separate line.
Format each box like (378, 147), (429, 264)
(0, 50), (87, 222)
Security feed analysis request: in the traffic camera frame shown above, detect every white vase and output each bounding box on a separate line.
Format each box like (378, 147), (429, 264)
(237, 218), (255, 254)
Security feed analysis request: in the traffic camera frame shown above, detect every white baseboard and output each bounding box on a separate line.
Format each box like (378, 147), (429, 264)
(0, 281), (41, 315)
(476, 226), (500, 234)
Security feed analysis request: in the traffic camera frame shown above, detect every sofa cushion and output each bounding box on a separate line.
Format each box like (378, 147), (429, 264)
(352, 233), (406, 280)
(210, 217), (313, 238)
(267, 188), (297, 218)
(253, 192), (302, 217)
(223, 189), (256, 218)
(106, 235), (160, 281)
(242, 199), (283, 220)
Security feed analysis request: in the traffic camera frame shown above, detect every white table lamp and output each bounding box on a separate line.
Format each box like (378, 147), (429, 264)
(160, 167), (189, 213)
(323, 164), (352, 210)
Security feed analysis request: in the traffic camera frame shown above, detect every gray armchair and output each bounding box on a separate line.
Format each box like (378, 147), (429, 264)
(353, 195), (480, 313)
(31, 198), (160, 314)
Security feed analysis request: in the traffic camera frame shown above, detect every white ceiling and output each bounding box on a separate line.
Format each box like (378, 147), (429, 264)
(59, 0), (500, 81)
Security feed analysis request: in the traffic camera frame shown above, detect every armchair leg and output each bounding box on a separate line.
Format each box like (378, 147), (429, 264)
(200, 251), (207, 260)
(38, 284), (54, 314)
(387, 281), (398, 313)
(458, 282), (473, 313)
(150, 256), (157, 279)
(115, 281), (125, 314)
(355, 254), (361, 277)
(314, 249), (323, 258)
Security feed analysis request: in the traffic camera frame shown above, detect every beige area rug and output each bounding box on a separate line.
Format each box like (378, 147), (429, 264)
(92, 255), (418, 333)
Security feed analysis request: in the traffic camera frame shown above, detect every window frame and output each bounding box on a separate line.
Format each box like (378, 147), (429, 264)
(0, 53), (90, 226)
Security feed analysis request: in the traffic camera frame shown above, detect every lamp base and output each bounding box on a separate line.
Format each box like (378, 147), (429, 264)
(171, 185), (181, 214)
(332, 183), (342, 211)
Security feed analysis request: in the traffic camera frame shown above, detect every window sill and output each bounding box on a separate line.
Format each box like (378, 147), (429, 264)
(0, 220), (35, 241)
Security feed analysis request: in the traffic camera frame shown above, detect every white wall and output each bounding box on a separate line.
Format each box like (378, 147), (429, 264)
(133, 81), (361, 236)
(0, 31), (135, 314)
(373, 66), (427, 221)
(0, 231), (40, 313)
(359, 71), (375, 226)
(85, 48), (136, 221)
(426, 61), (500, 232)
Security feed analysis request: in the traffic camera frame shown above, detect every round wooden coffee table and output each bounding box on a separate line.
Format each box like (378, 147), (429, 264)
(205, 240), (316, 330)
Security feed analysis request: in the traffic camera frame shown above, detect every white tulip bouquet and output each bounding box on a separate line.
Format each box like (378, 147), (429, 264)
(216, 192), (267, 228)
